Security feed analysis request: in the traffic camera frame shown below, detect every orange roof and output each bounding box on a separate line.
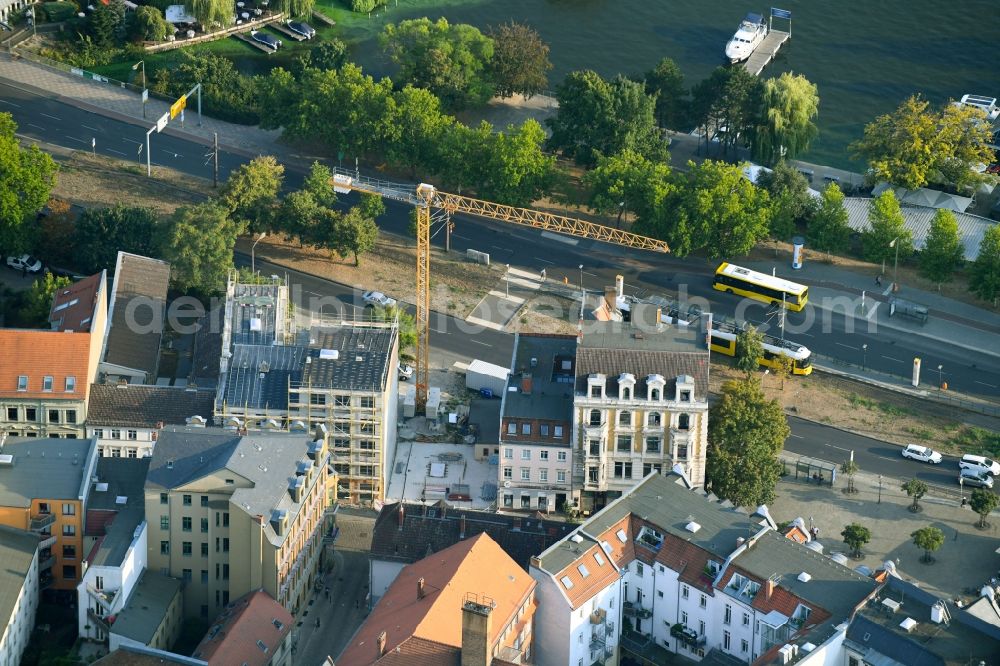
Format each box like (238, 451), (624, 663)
(655, 531), (716, 592)
(337, 533), (535, 666)
(193, 590), (293, 666)
(784, 525), (810, 544)
(49, 272), (103, 332)
(0, 329), (93, 400)
(596, 516), (635, 568)
(552, 541), (621, 610)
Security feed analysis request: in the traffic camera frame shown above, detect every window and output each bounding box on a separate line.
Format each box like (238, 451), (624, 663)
(589, 410), (601, 426)
(520, 468), (530, 481)
(62, 545), (76, 559)
(553, 425), (564, 438)
(646, 437), (660, 453)
(16, 375), (27, 391)
(110, 448), (121, 458)
(741, 639), (749, 654)
(681, 390), (691, 402)
(201, 570), (209, 584)
(643, 463), (662, 476)
(201, 542), (209, 557)
(635, 562), (644, 577)
(577, 564), (590, 578)
(678, 413), (691, 430)
(618, 411), (631, 426)
(201, 518), (208, 533)
(588, 467), (599, 483)
(503, 467), (512, 479)
(25, 408), (36, 422)
(127, 449), (137, 458)
(539, 424), (549, 437)
(539, 469), (548, 482)
(127, 429), (137, 440)
(65, 376), (76, 392)
(522, 423), (531, 435)
(42, 376), (53, 392)
(95, 575), (104, 590)
(334, 395), (350, 407)
(557, 470), (567, 483)
(589, 439), (601, 456)
(160, 541), (170, 554)
(183, 542), (192, 556)
(539, 450), (549, 461)
(503, 494), (513, 507)
(648, 412), (661, 426)
(223, 513), (229, 527)
(62, 503), (76, 515)
(677, 443), (689, 460)
(681, 584), (689, 599)
(503, 448), (513, 459)
(160, 493), (168, 505)
(743, 612), (750, 626)
(182, 517), (192, 532)
(699, 594), (707, 609)
(723, 630), (731, 650)
(183, 494), (192, 506)
(698, 620), (705, 636)
(222, 538), (230, 552)
(521, 449), (531, 460)
(681, 611), (688, 625)
(622, 387), (631, 400)
(63, 564), (76, 580)
(650, 388), (660, 401)
(520, 495), (531, 508)
(507, 422), (517, 435)
(590, 385), (601, 398)
(160, 515), (170, 530)
(557, 451), (567, 462)
(182, 568), (192, 581)
(62, 524), (75, 536)
(616, 435), (632, 452)
(309, 393), (326, 406)
(724, 605), (732, 625)
(6, 407), (17, 420)
(48, 410), (59, 423)
(201, 495), (209, 507)
(110, 429), (121, 440)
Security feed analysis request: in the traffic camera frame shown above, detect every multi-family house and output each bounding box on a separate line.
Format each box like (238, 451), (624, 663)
(0, 525), (39, 666)
(0, 271), (108, 438)
(337, 533), (537, 666)
(498, 333), (577, 514)
(530, 472), (878, 666)
(144, 425), (331, 619)
(573, 305), (710, 512)
(0, 436), (100, 596)
(77, 457), (151, 644)
(86, 383), (215, 458)
(191, 589), (294, 666)
(108, 569), (184, 652)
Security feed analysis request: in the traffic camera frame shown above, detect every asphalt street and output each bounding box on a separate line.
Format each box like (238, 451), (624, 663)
(4, 79), (999, 398)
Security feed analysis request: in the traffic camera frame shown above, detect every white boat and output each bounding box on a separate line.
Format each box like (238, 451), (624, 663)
(725, 12), (768, 64)
(953, 94), (999, 122)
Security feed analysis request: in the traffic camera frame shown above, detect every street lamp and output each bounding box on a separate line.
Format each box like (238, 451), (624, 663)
(251, 232), (266, 274)
(937, 364), (943, 388)
(578, 264), (584, 294)
(25, 6), (35, 36)
(888, 236), (900, 289)
(861, 343), (868, 371)
(878, 474), (883, 504)
(505, 264), (510, 298)
(132, 60), (147, 119)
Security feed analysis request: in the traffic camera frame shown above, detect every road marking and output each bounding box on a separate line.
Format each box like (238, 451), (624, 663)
(40, 113), (60, 121)
(465, 315), (504, 331)
(975, 381), (998, 389)
(489, 245), (509, 252)
(305, 290), (321, 296)
(797, 332), (814, 337)
(64, 136), (86, 143)
(453, 234), (472, 241)
(27, 123), (45, 130)
(880, 355), (903, 363)
(541, 231), (579, 245)
(866, 302), (880, 320)
(162, 150), (184, 158)
(471, 339), (492, 347)
(835, 342), (857, 350)
(82, 125), (101, 133)
(106, 148), (125, 156)
(0, 100), (20, 108)
(789, 434), (804, 439)
(535, 257), (555, 264)
(508, 267), (542, 280)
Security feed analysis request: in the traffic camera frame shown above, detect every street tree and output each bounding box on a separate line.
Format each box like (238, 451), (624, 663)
(74, 204), (161, 274)
(910, 526), (945, 564)
(968, 225), (1000, 306)
(21, 272), (72, 327)
(920, 209), (964, 290)
(302, 161), (337, 209)
(279, 190), (323, 247)
(862, 190), (912, 267)
(386, 85), (454, 176)
(358, 193), (386, 221)
(807, 182), (851, 257)
(690, 66), (761, 157)
(734, 324), (764, 376)
(752, 72), (820, 166)
(902, 478), (929, 513)
(337, 206), (379, 266)
(0, 113), (58, 253)
(841, 523), (871, 558)
(487, 21), (552, 100)
(644, 57), (686, 129)
(300, 39), (349, 71)
(130, 5), (172, 42)
(841, 459), (860, 494)
(220, 156), (284, 234)
(34, 199), (75, 268)
(757, 161), (816, 240)
(161, 202), (238, 295)
(86, 0), (127, 48)
(380, 18), (495, 109)
(936, 102), (999, 189)
(374, 305), (417, 361)
(969, 488), (1000, 529)
(584, 149), (673, 227)
(706, 376), (789, 507)
(184, 0), (231, 29)
(772, 354), (794, 390)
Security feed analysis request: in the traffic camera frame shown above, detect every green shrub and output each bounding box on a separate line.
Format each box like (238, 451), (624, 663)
(348, 0), (386, 13)
(39, 1), (78, 23)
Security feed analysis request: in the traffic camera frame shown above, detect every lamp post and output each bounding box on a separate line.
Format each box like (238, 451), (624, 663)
(251, 232), (266, 274)
(889, 236), (900, 289)
(505, 264), (510, 298)
(959, 476), (964, 504)
(132, 60), (147, 119)
(878, 475), (883, 504)
(26, 6), (35, 36)
(937, 364), (943, 388)
(861, 343), (868, 371)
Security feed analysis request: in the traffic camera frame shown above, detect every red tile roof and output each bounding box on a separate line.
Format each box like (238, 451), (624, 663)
(49, 272), (103, 332)
(0, 329), (93, 400)
(193, 589), (293, 666)
(656, 532), (716, 592)
(553, 541), (621, 610)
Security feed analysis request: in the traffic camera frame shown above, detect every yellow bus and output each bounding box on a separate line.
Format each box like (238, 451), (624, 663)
(709, 320), (813, 375)
(713, 262), (809, 311)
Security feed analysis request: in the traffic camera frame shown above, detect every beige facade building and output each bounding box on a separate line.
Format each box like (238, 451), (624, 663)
(144, 425), (331, 619)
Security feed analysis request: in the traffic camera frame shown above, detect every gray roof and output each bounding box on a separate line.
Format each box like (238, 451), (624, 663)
(222, 344), (305, 412)
(0, 437), (95, 507)
(300, 326), (396, 391)
(501, 334), (576, 429)
(468, 399), (501, 444)
(104, 253), (170, 381)
(86, 457), (151, 568)
(111, 569), (183, 644)
(147, 426), (329, 546)
(0, 526), (38, 634)
(87, 384), (215, 428)
(230, 282), (282, 346)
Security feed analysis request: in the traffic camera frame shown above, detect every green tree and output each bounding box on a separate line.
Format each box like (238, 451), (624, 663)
(936, 102), (999, 189)
(300, 39), (349, 71)
(358, 193), (386, 221)
(644, 57), (686, 130)
(338, 207), (379, 266)
(130, 5), (171, 41)
(841, 523), (871, 558)
(0, 113), (58, 253)
(380, 18), (495, 110)
(153, 53), (259, 125)
(486, 21), (552, 100)
(808, 182), (851, 256)
(279, 189), (322, 247)
(74, 204), (161, 274)
(969, 488), (1000, 529)
(706, 377), (789, 507)
(161, 202), (238, 295)
(184, 0), (231, 28)
(86, 0), (126, 48)
(752, 72), (820, 166)
(841, 459), (860, 494)
(910, 526), (945, 564)
(274, 0), (313, 18)
(968, 225), (1000, 305)
(920, 209), (964, 289)
(584, 149), (672, 227)
(375, 305), (416, 361)
(757, 161), (815, 240)
(475, 120), (557, 206)
(691, 66), (761, 157)
(734, 324), (764, 376)
(772, 354), (794, 390)
(220, 156), (284, 234)
(902, 478), (929, 513)
(302, 161), (337, 209)
(862, 190), (912, 267)
(34, 199), (75, 268)
(21, 272), (71, 327)
(350, 0), (386, 12)
(385, 85), (454, 176)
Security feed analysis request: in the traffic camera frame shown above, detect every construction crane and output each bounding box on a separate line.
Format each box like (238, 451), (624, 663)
(331, 167), (670, 406)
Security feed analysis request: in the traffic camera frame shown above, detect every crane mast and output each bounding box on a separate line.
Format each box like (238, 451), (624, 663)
(332, 169), (669, 407)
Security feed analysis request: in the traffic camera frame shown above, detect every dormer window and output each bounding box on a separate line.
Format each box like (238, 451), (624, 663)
(674, 374), (695, 402)
(646, 374), (665, 401)
(17, 376), (27, 391)
(618, 373), (635, 400)
(587, 374), (606, 399)
(42, 376), (53, 392)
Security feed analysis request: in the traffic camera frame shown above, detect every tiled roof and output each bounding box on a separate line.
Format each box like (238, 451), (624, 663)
(49, 271), (104, 332)
(551, 542), (620, 610)
(592, 515), (635, 568)
(301, 326), (396, 392)
(364, 637), (458, 666)
(104, 252), (170, 381)
(86, 384), (215, 428)
(193, 589), (293, 666)
(337, 533), (535, 666)
(92, 646), (196, 665)
(574, 344), (709, 400)
(0, 329), (93, 400)
(654, 530), (716, 593)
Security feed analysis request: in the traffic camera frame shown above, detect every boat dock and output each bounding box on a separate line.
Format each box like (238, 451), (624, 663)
(743, 29), (790, 76)
(269, 22), (308, 41)
(232, 32), (275, 53)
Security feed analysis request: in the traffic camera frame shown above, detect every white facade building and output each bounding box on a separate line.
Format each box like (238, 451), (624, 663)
(0, 526), (39, 666)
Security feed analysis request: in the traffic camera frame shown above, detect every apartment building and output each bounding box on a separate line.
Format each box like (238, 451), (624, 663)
(529, 472), (878, 666)
(0, 436), (100, 595)
(0, 525), (39, 666)
(498, 334), (577, 514)
(144, 426), (331, 618)
(337, 533), (537, 666)
(86, 384), (215, 458)
(108, 569), (184, 652)
(0, 271), (108, 438)
(573, 306), (710, 512)
(191, 590), (294, 666)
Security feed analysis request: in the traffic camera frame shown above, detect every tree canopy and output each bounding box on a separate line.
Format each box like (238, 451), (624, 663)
(807, 182), (851, 256)
(487, 21), (552, 100)
(161, 202), (238, 295)
(184, 0), (231, 28)
(969, 488), (999, 529)
(757, 161), (815, 240)
(706, 377), (789, 507)
(644, 57), (686, 130)
(219, 156), (285, 234)
(74, 204), (161, 274)
(902, 478), (929, 512)
(841, 523), (871, 558)
(752, 72), (819, 166)
(968, 225), (1000, 305)
(584, 149), (672, 226)
(21, 272), (72, 327)
(0, 113), (58, 253)
(735, 324), (765, 376)
(130, 5), (172, 42)
(862, 190), (912, 266)
(911, 526), (945, 563)
(691, 66), (761, 157)
(920, 209), (964, 288)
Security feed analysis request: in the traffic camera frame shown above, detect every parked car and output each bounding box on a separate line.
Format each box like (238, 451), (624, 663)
(287, 20), (315, 38)
(959, 468), (994, 489)
(398, 363), (414, 381)
(6, 254), (42, 273)
(250, 30), (281, 50)
(901, 443), (943, 464)
(959, 454), (1000, 476)
(362, 291), (396, 308)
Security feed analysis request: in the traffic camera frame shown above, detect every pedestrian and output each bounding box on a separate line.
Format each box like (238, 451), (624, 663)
(540, 268), (546, 281)
(315, 617), (321, 628)
(354, 599), (359, 609)
(875, 274), (882, 287)
(325, 589), (329, 601)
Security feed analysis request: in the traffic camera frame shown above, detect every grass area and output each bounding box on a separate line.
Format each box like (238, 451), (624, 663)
(845, 391), (913, 417)
(949, 426), (1000, 457)
(313, 0), (489, 40)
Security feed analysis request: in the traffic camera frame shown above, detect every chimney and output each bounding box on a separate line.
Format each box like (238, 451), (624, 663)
(615, 274), (624, 299)
(520, 374), (533, 396)
(460, 515), (466, 539)
(461, 594), (495, 666)
(417, 577), (426, 599)
(398, 504), (405, 530)
(604, 286), (617, 313)
(377, 630), (387, 657)
(765, 578), (775, 601)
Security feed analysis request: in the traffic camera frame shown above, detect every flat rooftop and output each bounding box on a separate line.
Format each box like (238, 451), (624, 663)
(86, 457), (150, 568)
(0, 525), (39, 635)
(230, 281), (282, 346)
(501, 334), (576, 424)
(221, 344), (305, 412)
(0, 437), (94, 507)
(299, 325), (395, 392)
(111, 570), (182, 645)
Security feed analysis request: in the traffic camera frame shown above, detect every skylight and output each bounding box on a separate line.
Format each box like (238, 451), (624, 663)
(616, 529), (627, 543)
(593, 552), (606, 566)
(560, 576), (574, 589)
(577, 564), (590, 578)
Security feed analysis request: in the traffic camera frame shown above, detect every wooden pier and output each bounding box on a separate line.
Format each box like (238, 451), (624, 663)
(233, 32), (276, 53)
(743, 30), (790, 76)
(269, 22), (308, 41)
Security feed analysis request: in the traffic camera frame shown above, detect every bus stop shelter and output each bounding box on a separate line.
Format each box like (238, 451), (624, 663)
(789, 455), (837, 487)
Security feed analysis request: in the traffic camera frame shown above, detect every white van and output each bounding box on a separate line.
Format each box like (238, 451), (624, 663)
(959, 454), (1000, 476)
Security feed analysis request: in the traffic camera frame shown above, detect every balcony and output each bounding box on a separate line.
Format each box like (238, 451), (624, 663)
(39, 572), (54, 590)
(623, 600), (652, 620)
(669, 623), (706, 647)
(87, 584), (119, 611)
(39, 554), (55, 571)
(590, 627), (606, 651)
(38, 535), (57, 550)
(87, 608), (111, 633)
(30, 512), (55, 531)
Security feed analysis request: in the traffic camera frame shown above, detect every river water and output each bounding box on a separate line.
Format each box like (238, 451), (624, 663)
(344, 0), (999, 169)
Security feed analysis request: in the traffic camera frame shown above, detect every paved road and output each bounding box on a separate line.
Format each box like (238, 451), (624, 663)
(5, 80), (1000, 398)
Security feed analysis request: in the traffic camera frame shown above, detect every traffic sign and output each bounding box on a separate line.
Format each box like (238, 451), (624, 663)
(169, 94), (187, 119)
(156, 112), (169, 133)
(142, 89), (149, 103)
